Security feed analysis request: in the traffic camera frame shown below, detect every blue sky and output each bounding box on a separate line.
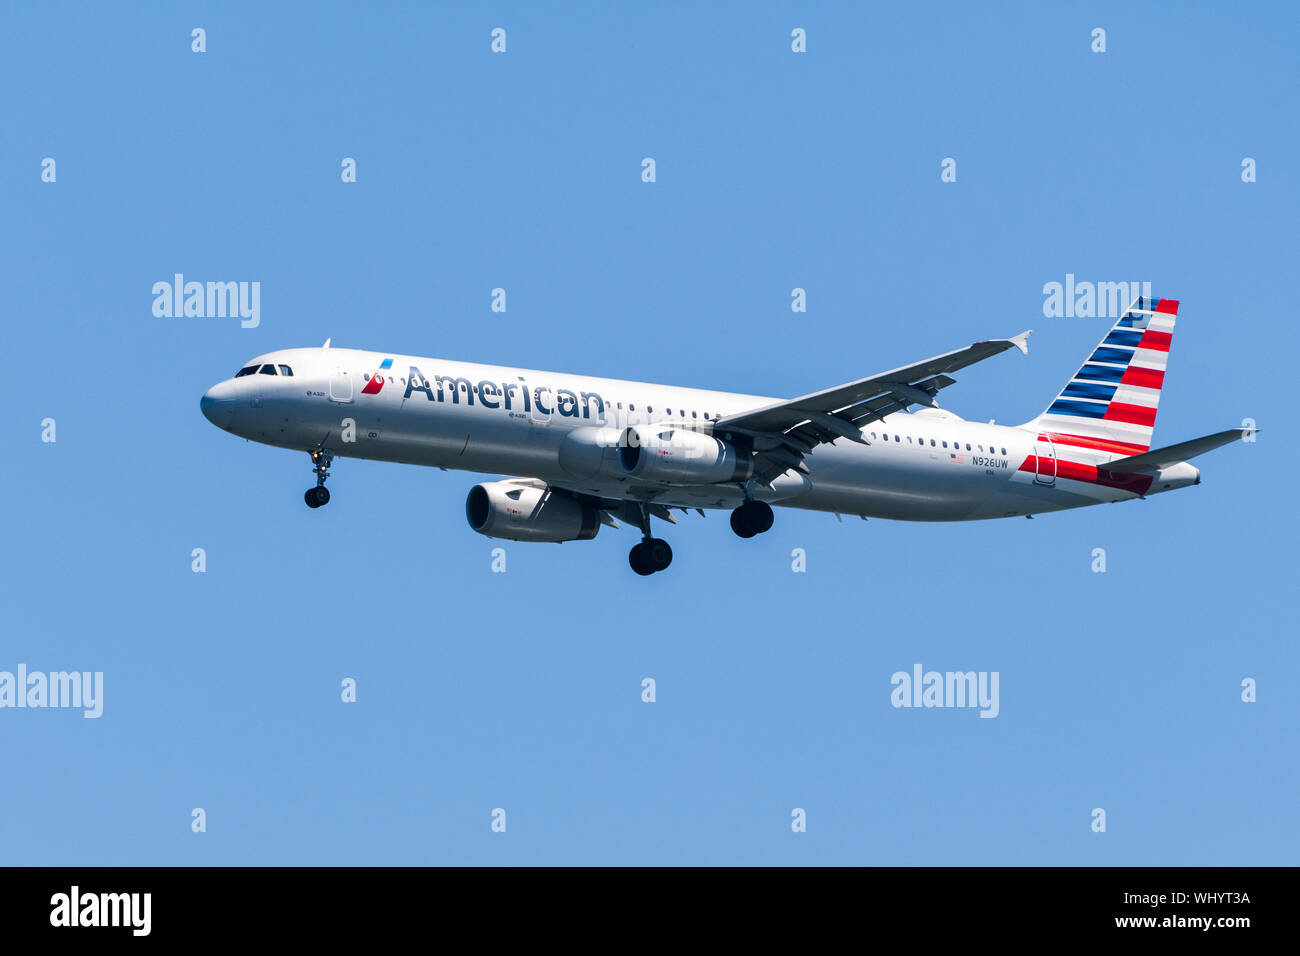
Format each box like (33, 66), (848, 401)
(1, 2), (1295, 865)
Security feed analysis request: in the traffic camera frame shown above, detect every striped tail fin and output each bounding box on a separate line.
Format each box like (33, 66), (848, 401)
(1027, 297), (1178, 454)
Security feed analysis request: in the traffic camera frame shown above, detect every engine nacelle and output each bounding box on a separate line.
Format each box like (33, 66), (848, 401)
(465, 481), (599, 542)
(617, 425), (751, 485)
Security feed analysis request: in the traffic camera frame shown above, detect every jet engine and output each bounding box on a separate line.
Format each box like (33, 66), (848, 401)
(617, 425), (752, 485)
(465, 481), (600, 542)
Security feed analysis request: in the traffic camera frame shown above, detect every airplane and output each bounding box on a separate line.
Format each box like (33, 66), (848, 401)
(200, 296), (1248, 575)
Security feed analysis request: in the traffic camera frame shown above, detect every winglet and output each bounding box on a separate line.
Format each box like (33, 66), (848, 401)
(323, 338), (332, 349)
(1009, 330), (1032, 355)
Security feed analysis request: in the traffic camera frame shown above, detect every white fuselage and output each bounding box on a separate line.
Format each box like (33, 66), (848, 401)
(200, 347), (1198, 522)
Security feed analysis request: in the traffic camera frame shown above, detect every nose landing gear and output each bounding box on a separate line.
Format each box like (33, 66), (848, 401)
(305, 448), (334, 509)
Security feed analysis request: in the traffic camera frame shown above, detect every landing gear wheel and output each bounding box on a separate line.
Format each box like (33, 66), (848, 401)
(730, 500), (774, 538)
(629, 538), (673, 575)
(730, 509), (756, 538)
(645, 537), (672, 571)
(306, 447), (335, 510)
(629, 542), (655, 576)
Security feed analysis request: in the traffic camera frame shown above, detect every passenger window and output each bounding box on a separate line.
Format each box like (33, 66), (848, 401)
(1001, 447), (1006, 455)
(259, 364), (277, 375)
(941, 441), (947, 448)
(894, 435), (900, 442)
(931, 439), (937, 447)
(966, 443), (971, 451)
(692, 411), (697, 418)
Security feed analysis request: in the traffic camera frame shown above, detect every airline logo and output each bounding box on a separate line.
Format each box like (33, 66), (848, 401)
(361, 358), (394, 395)
(1041, 297), (1177, 447)
(1022, 297), (1179, 496)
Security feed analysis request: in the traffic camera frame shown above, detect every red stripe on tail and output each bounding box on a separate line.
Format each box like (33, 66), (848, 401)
(1017, 457), (1155, 494)
(1103, 402), (1157, 427)
(1044, 432), (1150, 455)
(1120, 366), (1165, 390)
(1139, 330), (1172, 352)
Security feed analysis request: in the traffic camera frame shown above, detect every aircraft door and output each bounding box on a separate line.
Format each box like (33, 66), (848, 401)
(329, 368), (354, 403)
(530, 385), (553, 426)
(1033, 437), (1057, 486)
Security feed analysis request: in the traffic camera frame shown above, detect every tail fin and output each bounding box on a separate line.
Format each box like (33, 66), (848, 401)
(1026, 296), (1178, 453)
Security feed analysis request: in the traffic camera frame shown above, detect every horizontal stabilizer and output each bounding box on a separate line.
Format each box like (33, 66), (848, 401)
(1103, 428), (1253, 473)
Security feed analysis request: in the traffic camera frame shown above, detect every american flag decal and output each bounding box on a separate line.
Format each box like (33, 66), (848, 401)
(950, 453), (963, 463)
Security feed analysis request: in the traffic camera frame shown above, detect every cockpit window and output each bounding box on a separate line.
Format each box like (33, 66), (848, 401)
(278, 365), (293, 376)
(234, 365), (260, 377)
(258, 364), (278, 375)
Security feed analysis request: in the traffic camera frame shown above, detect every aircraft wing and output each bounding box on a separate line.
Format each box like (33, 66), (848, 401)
(713, 330), (1031, 482)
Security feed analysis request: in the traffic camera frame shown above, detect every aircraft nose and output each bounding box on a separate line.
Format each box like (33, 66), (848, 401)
(200, 381), (238, 430)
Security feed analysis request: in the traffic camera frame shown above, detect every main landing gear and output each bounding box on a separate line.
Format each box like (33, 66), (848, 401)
(629, 537), (673, 576)
(305, 449), (333, 509)
(730, 499), (774, 538)
(628, 501), (673, 576)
